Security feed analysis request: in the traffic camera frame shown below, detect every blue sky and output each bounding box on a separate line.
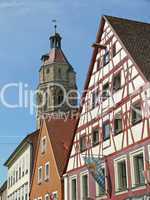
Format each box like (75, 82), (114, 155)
(0, 0), (150, 185)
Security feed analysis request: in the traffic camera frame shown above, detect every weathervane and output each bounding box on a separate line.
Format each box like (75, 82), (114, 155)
(52, 19), (57, 34)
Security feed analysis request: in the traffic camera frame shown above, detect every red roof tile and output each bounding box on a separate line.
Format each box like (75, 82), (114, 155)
(45, 118), (77, 176)
(43, 48), (71, 66)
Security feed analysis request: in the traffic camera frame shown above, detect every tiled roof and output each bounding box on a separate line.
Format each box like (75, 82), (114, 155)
(45, 118), (77, 176)
(42, 48), (72, 66)
(105, 15), (150, 81)
(4, 130), (39, 166)
(0, 181), (7, 194)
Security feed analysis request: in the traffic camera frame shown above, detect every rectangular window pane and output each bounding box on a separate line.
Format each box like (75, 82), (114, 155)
(117, 160), (127, 191)
(102, 83), (109, 100)
(134, 153), (145, 186)
(131, 103), (142, 125)
(92, 129), (99, 146)
(114, 113), (122, 135)
(80, 136), (86, 152)
(113, 73), (121, 92)
(71, 179), (77, 200)
(82, 174), (88, 199)
(103, 122), (110, 140)
(103, 49), (109, 66)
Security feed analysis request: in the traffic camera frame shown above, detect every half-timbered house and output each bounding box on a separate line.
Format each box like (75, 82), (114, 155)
(64, 16), (150, 200)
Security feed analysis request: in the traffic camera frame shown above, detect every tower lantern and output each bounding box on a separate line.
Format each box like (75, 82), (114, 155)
(49, 32), (62, 49)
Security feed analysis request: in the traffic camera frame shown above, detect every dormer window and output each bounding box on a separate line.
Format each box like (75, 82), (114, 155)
(103, 49), (109, 66)
(41, 137), (46, 154)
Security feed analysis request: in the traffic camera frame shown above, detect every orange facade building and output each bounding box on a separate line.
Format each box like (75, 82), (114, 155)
(30, 118), (77, 200)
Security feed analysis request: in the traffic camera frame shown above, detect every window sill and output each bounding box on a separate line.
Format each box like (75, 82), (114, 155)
(115, 188), (128, 195)
(80, 149), (87, 153)
(103, 61), (109, 67)
(44, 177), (49, 182)
(37, 181), (42, 185)
(103, 137), (110, 141)
(131, 183), (146, 190)
(132, 119), (142, 126)
(96, 193), (106, 197)
(92, 142), (99, 147)
(96, 194), (107, 200)
(114, 130), (122, 135)
(112, 88), (121, 94)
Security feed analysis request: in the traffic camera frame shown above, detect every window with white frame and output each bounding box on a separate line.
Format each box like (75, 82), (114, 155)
(51, 192), (58, 200)
(92, 128), (99, 146)
(131, 102), (142, 125)
(96, 168), (106, 196)
(41, 137), (46, 154)
(45, 194), (49, 200)
(112, 43), (117, 57)
(117, 160), (127, 191)
(91, 89), (99, 109)
(25, 184), (28, 200)
(102, 82), (109, 101)
(22, 157), (25, 177)
(45, 162), (50, 180)
(113, 72), (121, 92)
(133, 153), (145, 186)
(103, 49), (109, 66)
(114, 157), (128, 192)
(22, 186), (24, 200)
(71, 177), (77, 200)
(81, 173), (89, 199)
(130, 149), (145, 188)
(114, 112), (122, 135)
(38, 166), (42, 183)
(19, 162), (21, 180)
(79, 135), (86, 152)
(103, 121), (110, 141)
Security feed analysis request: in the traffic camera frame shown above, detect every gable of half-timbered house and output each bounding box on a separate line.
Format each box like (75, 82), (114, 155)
(67, 15), (150, 172)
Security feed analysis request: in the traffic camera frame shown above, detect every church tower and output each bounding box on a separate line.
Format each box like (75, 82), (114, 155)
(36, 28), (78, 128)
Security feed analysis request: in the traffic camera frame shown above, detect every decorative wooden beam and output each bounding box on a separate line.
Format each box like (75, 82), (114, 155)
(91, 43), (106, 49)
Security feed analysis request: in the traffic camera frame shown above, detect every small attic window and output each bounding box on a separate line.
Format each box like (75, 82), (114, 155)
(103, 49), (110, 66)
(112, 43), (117, 57)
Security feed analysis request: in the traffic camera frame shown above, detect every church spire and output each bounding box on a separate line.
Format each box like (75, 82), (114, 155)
(49, 20), (62, 49)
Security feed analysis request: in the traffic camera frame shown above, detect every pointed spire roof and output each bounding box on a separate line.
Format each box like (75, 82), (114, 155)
(41, 31), (72, 67)
(41, 48), (72, 66)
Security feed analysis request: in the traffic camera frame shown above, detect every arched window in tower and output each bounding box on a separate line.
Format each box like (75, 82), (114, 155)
(37, 93), (43, 106)
(57, 90), (64, 105)
(58, 68), (62, 79)
(44, 92), (48, 111)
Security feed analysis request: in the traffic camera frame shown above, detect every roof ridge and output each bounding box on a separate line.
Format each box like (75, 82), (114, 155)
(104, 15), (150, 26)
